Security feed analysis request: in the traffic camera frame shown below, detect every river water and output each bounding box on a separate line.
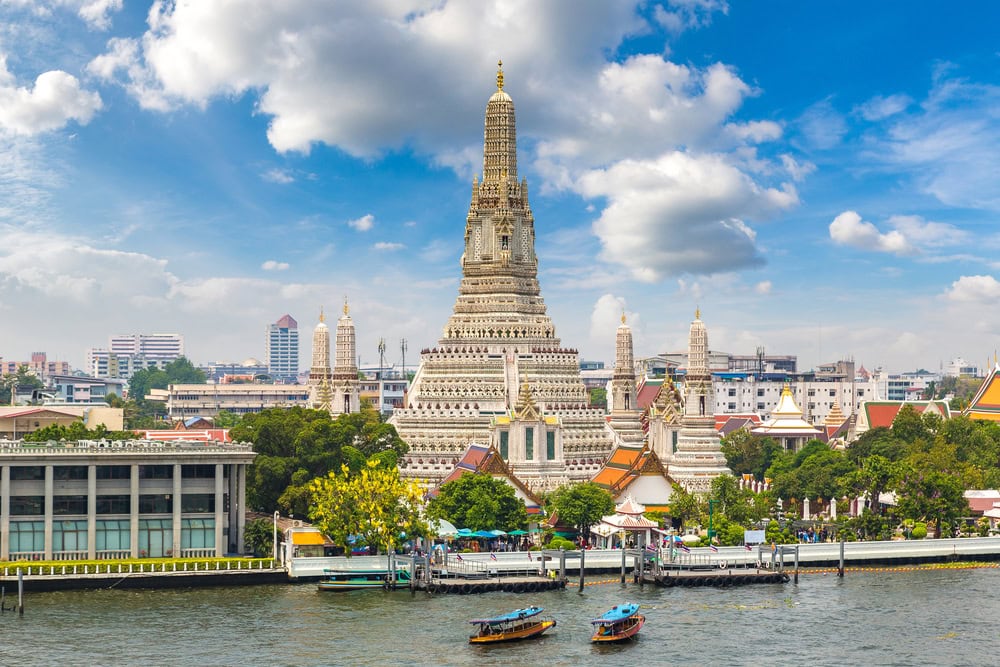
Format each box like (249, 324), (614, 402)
(2, 568), (998, 666)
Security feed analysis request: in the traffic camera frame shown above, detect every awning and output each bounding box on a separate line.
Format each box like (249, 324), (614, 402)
(290, 530), (327, 546)
(429, 518), (458, 537)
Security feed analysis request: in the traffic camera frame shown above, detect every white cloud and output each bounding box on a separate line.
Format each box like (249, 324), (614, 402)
(779, 154), (816, 182)
(589, 294), (641, 351)
(865, 72), (1000, 211)
(261, 260), (289, 271)
(0, 55), (102, 135)
(829, 211), (913, 255)
(945, 275), (1000, 303)
(261, 168), (294, 184)
(796, 98), (847, 150)
(578, 151), (797, 280)
(653, 0), (729, 34)
(829, 211), (968, 256)
(373, 242), (405, 251)
(347, 214), (374, 232)
(754, 280), (772, 295)
(2, 0), (122, 30)
(855, 93), (912, 121)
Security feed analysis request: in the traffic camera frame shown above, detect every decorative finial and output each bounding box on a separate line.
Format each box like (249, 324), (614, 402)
(319, 306), (325, 323)
(695, 306), (700, 320)
(621, 310), (626, 325)
(343, 296), (349, 316)
(497, 59), (504, 91)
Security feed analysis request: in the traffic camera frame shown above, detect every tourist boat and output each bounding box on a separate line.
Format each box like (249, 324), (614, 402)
(468, 605), (557, 644)
(590, 603), (645, 642)
(317, 567), (411, 592)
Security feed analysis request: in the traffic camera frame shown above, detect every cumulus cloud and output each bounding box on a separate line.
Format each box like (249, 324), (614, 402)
(945, 275), (1000, 303)
(0, 56), (102, 135)
(3, 0), (122, 30)
(589, 293), (640, 349)
(373, 242), (404, 251)
(829, 211), (913, 255)
(829, 211), (968, 255)
(578, 151), (797, 280)
(261, 168), (294, 184)
(347, 214), (374, 232)
(754, 280), (772, 294)
(261, 260), (289, 271)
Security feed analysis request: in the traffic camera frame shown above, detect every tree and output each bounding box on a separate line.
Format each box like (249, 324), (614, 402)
(1, 365), (44, 404)
(720, 429), (781, 478)
(244, 517), (275, 557)
(895, 467), (966, 538)
(843, 455), (899, 515)
(667, 483), (703, 529)
(426, 473), (527, 532)
(588, 387), (607, 411)
(309, 458), (426, 555)
(550, 482), (614, 542)
(214, 410), (241, 428)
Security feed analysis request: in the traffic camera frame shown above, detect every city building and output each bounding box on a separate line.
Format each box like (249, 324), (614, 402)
(1, 353), (72, 381)
(86, 349), (174, 380)
(390, 64), (611, 489)
(265, 315), (299, 383)
(0, 405), (124, 439)
(198, 359), (269, 384)
(165, 383), (310, 419)
(750, 386), (823, 451)
(0, 437), (254, 559)
(945, 357), (981, 378)
(50, 375), (127, 404)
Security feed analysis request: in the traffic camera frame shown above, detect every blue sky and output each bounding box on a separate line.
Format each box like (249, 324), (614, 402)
(1, 0), (999, 375)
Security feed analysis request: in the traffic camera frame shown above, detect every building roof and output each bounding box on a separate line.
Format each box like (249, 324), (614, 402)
(860, 400), (952, 431)
(140, 429), (232, 443)
(715, 414), (762, 436)
(751, 387), (822, 437)
(964, 363), (1000, 422)
(433, 443), (543, 514)
(636, 378), (663, 411)
(274, 314), (297, 328)
(965, 490), (1000, 514)
(591, 443), (674, 495)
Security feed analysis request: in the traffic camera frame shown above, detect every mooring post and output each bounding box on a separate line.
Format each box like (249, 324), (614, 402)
(839, 540), (845, 578)
(794, 545), (799, 584)
(638, 551), (644, 588)
(18, 568), (24, 616)
(620, 546), (626, 584)
(578, 547), (585, 593)
(559, 547), (566, 582)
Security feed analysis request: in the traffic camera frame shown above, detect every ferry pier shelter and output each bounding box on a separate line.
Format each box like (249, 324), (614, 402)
(0, 438), (255, 560)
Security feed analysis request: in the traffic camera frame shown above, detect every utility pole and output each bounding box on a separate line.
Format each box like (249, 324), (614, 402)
(378, 338), (386, 416)
(400, 338), (408, 395)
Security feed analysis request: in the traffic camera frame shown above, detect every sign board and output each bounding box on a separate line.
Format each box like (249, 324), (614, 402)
(744, 529), (766, 545)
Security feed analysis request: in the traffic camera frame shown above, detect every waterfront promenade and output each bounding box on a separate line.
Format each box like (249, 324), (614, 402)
(286, 536), (1000, 580)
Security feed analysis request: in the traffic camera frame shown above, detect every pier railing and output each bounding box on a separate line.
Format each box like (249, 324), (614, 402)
(0, 558), (278, 578)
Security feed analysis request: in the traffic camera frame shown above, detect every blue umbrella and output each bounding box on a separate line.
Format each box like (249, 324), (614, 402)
(456, 528), (474, 537)
(489, 529), (507, 537)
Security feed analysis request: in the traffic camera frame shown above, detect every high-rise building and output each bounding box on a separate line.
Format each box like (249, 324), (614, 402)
(109, 333), (184, 361)
(265, 314), (299, 383)
(390, 63), (612, 490)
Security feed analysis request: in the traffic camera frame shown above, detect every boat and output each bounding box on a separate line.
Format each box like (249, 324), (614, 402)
(317, 567), (411, 592)
(590, 603), (645, 642)
(468, 605), (557, 644)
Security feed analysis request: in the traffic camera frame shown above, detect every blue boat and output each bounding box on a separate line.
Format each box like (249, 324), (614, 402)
(468, 605), (557, 644)
(590, 603), (644, 642)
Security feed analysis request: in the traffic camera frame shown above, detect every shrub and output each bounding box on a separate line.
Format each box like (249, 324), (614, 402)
(911, 523), (927, 540)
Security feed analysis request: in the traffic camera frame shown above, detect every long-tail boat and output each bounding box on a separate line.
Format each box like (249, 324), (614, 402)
(590, 603), (645, 642)
(468, 605), (556, 644)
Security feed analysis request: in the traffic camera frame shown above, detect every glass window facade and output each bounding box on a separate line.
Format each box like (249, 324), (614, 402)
(10, 466), (43, 480)
(182, 518), (215, 550)
(53, 495), (88, 515)
(181, 493), (215, 514)
(182, 464), (215, 479)
(139, 465), (173, 479)
(139, 518), (173, 558)
(9, 520), (44, 553)
(96, 465), (131, 480)
(10, 495), (44, 516)
(139, 494), (173, 514)
(53, 520), (88, 552)
(96, 519), (130, 552)
(53, 466), (88, 480)
(97, 495), (131, 514)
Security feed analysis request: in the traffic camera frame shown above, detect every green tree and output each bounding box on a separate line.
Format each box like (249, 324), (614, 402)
(667, 482), (704, 529)
(214, 410), (241, 428)
(588, 387), (607, 410)
(895, 467), (966, 538)
(720, 429), (781, 478)
(426, 473), (527, 532)
(309, 459), (426, 555)
(550, 482), (615, 542)
(843, 455), (899, 515)
(1, 365), (44, 404)
(244, 517), (275, 557)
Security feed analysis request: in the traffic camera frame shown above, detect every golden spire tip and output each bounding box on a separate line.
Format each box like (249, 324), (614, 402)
(319, 306), (325, 323)
(343, 296), (349, 316)
(496, 59), (504, 91)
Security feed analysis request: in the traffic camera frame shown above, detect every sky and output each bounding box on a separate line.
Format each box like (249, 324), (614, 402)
(1, 0), (999, 376)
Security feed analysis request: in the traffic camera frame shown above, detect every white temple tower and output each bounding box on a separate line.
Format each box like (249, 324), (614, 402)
(330, 300), (360, 416)
(667, 310), (731, 492)
(607, 314), (645, 446)
(390, 62), (612, 488)
(308, 308), (333, 412)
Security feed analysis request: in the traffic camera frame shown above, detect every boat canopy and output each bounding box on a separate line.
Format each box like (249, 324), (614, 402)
(591, 603), (640, 625)
(468, 606), (543, 625)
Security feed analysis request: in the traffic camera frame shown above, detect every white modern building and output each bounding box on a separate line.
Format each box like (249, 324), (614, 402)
(265, 315), (299, 383)
(0, 437), (255, 559)
(166, 383), (310, 418)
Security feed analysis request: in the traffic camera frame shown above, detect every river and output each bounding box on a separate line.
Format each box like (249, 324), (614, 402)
(1, 567), (998, 666)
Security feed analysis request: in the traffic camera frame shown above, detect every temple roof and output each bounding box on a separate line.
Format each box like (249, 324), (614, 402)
(432, 442), (543, 514)
(860, 400), (952, 431)
(964, 363), (1000, 422)
(591, 443), (673, 495)
(752, 388), (822, 436)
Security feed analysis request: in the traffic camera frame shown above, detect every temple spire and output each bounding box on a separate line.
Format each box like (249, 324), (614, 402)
(497, 59), (504, 91)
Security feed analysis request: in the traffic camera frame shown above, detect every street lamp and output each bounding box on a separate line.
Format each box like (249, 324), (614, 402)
(273, 511), (280, 562)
